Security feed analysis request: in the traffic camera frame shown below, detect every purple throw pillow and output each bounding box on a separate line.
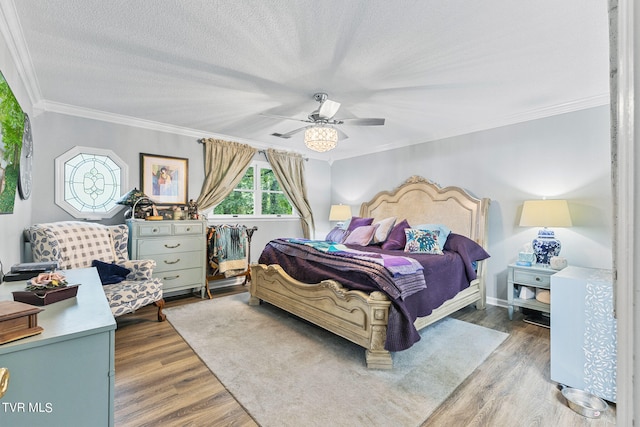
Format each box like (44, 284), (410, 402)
(381, 219), (410, 250)
(325, 226), (349, 243)
(346, 216), (374, 232)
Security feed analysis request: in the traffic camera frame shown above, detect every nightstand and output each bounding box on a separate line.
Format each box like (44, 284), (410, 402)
(507, 263), (556, 323)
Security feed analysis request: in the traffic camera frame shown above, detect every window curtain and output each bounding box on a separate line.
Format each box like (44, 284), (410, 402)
(266, 148), (315, 238)
(196, 138), (257, 212)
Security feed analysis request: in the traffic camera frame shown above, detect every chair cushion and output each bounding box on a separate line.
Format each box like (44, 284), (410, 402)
(102, 278), (163, 317)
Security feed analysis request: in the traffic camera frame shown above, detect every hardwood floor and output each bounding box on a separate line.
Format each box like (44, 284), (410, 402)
(114, 289), (616, 426)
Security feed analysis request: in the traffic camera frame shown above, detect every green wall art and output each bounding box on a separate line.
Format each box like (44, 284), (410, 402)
(0, 71), (26, 214)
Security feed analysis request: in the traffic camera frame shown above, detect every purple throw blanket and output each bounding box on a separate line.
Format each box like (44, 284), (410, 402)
(258, 234), (490, 352)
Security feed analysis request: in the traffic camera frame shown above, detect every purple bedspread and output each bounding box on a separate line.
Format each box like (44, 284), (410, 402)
(257, 233), (490, 352)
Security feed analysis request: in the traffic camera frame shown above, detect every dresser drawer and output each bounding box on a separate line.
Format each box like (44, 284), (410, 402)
(173, 222), (205, 235)
(137, 237), (204, 256)
(151, 250), (204, 273)
(134, 223), (173, 237)
(155, 267), (204, 291)
(513, 270), (551, 286)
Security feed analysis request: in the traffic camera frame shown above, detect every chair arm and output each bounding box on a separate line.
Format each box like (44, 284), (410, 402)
(118, 259), (157, 281)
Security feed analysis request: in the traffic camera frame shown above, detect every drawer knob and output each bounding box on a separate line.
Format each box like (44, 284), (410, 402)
(164, 259), (180, 265)
(164, 243), (181, 249)
(186, 227), (191, 231)
(152, 228), (158, 233)
(0, 367), (9, 399)
(535, 277), (541, 282)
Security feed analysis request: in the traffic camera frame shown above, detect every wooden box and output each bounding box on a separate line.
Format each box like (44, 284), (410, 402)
(0, 301), (44, 344)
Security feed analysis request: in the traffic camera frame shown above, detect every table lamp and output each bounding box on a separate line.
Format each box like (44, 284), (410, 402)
(519, 199), (572, 265)
(329, 204), (352, 228)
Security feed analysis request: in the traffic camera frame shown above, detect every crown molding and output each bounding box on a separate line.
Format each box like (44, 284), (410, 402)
(0, 0), (42, 107)
(331, 93), (611, 161)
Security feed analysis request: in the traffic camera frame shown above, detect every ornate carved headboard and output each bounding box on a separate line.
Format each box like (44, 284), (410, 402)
(359, 176), (490, 249)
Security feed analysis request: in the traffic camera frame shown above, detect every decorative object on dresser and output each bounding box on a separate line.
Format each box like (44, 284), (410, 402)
(519, 199), (573, 265)
(0, 268), (116, 426)
(551, 266), (616, 403)
(507, 263), (555, 327)
(140, 153), (188, 205)
(205, 224), (257, 298)
(27, 221), (166, 321)
(116, 187), (158, 219)
(251, 176), (490, 369)
(128, 219), (207, 298)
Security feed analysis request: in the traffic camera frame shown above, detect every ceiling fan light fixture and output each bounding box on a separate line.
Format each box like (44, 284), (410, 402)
(304, 125), (338, 152)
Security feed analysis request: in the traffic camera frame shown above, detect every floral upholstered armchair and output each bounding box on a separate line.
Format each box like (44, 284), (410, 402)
(27, 221), (165, 321)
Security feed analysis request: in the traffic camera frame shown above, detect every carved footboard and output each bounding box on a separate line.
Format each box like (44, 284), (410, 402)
(249, 263), (394, 369)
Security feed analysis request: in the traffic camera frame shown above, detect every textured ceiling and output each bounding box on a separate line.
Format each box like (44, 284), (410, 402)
(1, 0), (610, 160)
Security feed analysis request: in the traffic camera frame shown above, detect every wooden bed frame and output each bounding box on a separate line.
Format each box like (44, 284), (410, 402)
(249, 176), (490, 369)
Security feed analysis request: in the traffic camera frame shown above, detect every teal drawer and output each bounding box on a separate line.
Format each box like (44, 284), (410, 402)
(173, 222), (205, 235)
(152, 250), (204, 273)
(137, 237), (204, 256)
(154, 267), (204, 291)
(135, 223), (172, 237)
(513, 270), (551, 286)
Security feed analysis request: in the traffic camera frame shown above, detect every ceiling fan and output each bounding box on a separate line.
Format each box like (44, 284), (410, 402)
(264, 93), (385, 151)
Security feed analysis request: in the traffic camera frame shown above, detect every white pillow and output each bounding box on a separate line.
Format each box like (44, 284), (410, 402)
(372, 216), (397, 244)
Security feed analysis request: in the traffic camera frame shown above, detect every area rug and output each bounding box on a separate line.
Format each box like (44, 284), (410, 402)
(165, 293), (508, 427)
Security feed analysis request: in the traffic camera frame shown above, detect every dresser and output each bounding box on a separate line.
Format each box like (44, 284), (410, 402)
(0, 268), (116, 427)
(127, 219), (207, 297)
(550, 266), (616, 402)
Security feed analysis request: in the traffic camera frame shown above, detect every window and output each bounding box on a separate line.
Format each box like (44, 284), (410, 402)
(54, 146), (128, 219)
(212, 161), (294, 217)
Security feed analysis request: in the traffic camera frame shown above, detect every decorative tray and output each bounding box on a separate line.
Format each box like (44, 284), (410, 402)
(13, 284), (80, 306)
(12, 272), (80, 306)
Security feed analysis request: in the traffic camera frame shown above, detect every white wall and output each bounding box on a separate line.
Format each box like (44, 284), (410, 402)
(331, 106), (612, 304)
(0, 32), (33, 269)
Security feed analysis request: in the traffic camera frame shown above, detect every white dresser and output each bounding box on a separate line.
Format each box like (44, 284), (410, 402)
(127, 219), (207, 297)
(550, 266), (616, 402)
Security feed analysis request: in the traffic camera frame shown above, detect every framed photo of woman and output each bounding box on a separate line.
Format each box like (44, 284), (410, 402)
(140, 153), (188, 205)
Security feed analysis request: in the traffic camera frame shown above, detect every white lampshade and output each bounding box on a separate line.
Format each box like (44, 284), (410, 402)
(329, 204), (352, 221)
(519, 200), (573, 227)
(304, 126), (338, 152)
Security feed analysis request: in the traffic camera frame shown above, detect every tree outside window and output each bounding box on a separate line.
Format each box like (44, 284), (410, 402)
(213, 161), (293, 217)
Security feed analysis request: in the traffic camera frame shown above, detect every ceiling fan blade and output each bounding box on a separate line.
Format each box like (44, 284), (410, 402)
(338, 117), (385, 126)
(261, 113), (312, 124)
(317, 99), (341, 119)
(271, 126), (307, 139)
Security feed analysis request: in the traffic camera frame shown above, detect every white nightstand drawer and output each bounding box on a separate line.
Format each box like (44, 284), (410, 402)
(513, 270), (551, 286)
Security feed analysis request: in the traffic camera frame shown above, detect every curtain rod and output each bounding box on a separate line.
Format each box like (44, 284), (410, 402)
(197, 139), (308, 161)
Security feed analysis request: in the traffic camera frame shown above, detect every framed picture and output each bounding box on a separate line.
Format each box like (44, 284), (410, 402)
(140, 153), (188, 205)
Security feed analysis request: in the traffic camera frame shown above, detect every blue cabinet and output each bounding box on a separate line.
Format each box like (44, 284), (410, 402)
(550, 266), (616, 402)
(0, 268), (116, 426)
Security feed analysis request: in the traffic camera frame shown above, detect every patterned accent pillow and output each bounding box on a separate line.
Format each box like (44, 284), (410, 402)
(404, 228), (444, 254)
